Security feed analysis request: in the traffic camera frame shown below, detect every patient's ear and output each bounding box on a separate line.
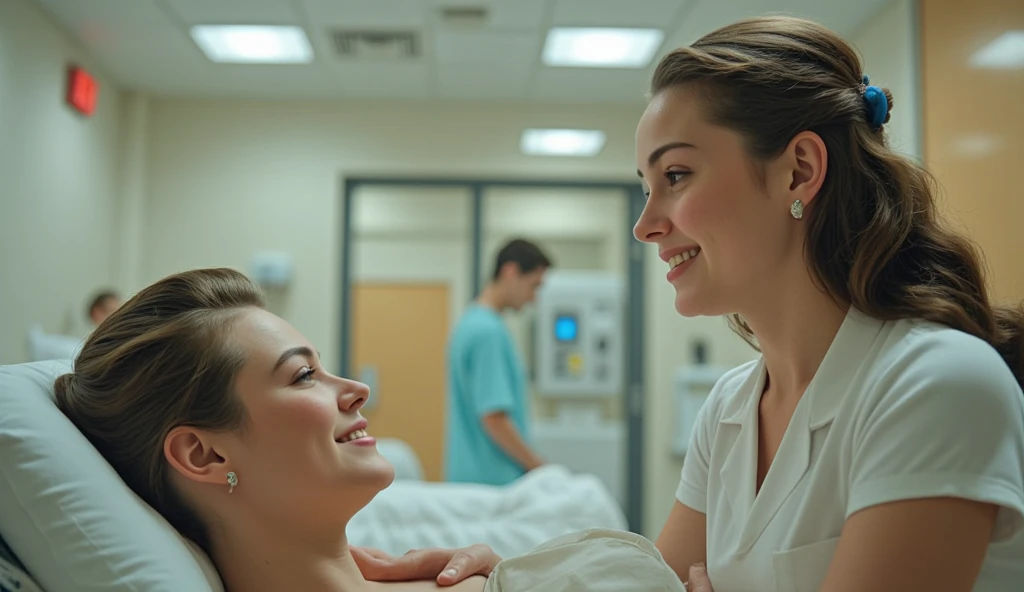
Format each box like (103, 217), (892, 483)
(164, 426), (230, 486)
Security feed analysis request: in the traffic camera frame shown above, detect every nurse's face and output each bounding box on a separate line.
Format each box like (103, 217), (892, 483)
(633, 86), (805, 318)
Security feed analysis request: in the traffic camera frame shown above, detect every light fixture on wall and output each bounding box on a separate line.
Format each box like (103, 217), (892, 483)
(969, 31), (1024, 69)
(191, 25), (314, 64)
(542, 27), (664, 68)
(520, 129), (606, 157)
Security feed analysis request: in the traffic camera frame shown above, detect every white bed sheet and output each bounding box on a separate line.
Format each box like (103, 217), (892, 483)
(347, 465), (629, 559)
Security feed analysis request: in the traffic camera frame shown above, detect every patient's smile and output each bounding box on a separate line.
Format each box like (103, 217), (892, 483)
(337, 429), (370, 444)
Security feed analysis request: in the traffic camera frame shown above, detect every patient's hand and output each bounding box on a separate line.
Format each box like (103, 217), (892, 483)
(352, 544), (501, 586)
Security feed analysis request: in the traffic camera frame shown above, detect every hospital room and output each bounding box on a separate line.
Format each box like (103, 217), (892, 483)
(1, 0), (1022, 590)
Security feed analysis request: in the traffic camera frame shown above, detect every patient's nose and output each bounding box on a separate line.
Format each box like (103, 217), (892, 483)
(338, 378), (370, 411)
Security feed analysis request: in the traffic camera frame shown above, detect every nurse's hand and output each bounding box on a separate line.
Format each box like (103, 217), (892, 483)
(686, 563), (714, 592)
(352, 544), (502, 586)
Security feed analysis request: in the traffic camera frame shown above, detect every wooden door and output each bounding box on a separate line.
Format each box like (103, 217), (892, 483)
(922, 0), (1024, 302)
(351, 282), (449, 481)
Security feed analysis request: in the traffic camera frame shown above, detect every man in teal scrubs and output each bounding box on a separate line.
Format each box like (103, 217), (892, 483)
(444, 239), (552, 485)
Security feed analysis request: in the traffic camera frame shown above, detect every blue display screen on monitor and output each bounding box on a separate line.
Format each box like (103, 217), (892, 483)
(554, 314), (578, 342)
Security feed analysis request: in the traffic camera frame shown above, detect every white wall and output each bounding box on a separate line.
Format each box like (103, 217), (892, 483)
(350, 185), (474, 334)
(142, 99), (645, 375)
(851, 0), (922, 161)
(0, 0), (122, 363)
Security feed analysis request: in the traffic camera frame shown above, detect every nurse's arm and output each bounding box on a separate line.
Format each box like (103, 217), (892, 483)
(655, 501), (707, 582)
(819, 496), (998, 592)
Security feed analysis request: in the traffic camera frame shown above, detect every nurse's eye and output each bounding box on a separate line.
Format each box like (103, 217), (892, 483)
(665, 171), (690, 186)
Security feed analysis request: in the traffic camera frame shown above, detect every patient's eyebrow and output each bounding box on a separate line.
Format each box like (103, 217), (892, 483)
(274, 346), (316, 372)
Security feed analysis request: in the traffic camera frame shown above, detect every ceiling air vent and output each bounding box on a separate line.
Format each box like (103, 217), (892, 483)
(438, 6), (489, 27)
(330, 30), (420, 59)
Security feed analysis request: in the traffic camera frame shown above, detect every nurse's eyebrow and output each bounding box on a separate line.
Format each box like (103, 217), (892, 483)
(637, 141), (699, 177)
(643, 138), (700, 165)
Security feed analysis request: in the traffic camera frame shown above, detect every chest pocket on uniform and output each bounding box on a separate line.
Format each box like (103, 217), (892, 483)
(772, 537), (840, 592)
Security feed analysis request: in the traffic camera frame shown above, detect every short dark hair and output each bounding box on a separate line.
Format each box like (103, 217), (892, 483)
(87, 290), (119, 318)
(492, 239), (552, 280)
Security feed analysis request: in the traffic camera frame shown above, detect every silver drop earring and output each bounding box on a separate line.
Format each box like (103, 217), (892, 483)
(226, 471), (238, 494)
(790, 199), (804, 220)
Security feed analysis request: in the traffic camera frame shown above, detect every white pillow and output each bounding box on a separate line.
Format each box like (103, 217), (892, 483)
(26, 325), (82, 363)
(375, 438), (425, 481)
(0, 360), (223, 592)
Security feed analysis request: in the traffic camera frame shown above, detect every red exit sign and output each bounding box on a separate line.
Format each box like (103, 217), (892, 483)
(66, 66), (98, 116)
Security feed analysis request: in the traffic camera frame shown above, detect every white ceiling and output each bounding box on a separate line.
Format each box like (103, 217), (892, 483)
(31, 0), (894, 103)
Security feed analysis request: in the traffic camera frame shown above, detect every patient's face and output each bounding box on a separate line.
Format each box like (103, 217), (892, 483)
(221, 308), (395, 522)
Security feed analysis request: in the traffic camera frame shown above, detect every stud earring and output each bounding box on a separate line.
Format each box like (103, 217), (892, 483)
(790, 199), (804, 220)
(226, 471), (238, 494)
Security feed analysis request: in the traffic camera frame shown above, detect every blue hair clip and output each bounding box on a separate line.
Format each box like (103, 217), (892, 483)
(861, 75), (888, 130)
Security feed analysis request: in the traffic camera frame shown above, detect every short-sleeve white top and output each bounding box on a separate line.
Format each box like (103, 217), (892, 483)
(676, 308), (1024, 591)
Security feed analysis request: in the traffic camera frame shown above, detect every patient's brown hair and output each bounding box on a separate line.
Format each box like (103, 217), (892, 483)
(55, 268), (264, 552)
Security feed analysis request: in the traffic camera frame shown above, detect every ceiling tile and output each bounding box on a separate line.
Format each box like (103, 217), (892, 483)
(665, 0), (895, 51)
(138, 63), (339, 99)
(435, 62), (532, 100)
(32, 0), (196, 69)
(33, 0), (168, 27)
(551, 0), (690, 28)
(163, 0), (299, 25)
(27, 0), (895, 103)
(301, 0), (429, 29)
(434, 30), (539, 64)
(530, 67), (650, 103)
(428, 0), (549, 30)
(330, 62), (431, 99)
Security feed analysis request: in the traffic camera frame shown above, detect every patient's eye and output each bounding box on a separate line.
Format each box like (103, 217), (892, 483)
(294, 367), (317, 384)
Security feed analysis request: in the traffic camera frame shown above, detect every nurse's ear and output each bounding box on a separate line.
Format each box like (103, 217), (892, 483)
(770, 130), (828, 213)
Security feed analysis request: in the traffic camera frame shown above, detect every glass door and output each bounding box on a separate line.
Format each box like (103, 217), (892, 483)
(478, 186), (632, 510)
(348, 184), (473, 482)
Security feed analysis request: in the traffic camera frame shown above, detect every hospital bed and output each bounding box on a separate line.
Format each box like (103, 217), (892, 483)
(0, 360), (627, 592)
(25, 324), (82, 363)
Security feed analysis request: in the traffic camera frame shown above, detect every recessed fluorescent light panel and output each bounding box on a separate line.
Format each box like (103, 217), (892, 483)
(969, 31), (1024, 69)
(191, 25), (314, 64)
(542, 27), (664, 68)
(520, 129), (606, 157)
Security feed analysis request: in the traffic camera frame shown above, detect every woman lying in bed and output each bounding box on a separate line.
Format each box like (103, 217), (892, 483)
(54, 268), (685, 592)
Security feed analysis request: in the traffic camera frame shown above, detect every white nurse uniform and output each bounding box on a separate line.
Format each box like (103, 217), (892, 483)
(677, 308), (1024, 591)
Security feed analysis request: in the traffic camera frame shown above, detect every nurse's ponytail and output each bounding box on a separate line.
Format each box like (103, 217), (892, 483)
(993, 307), (1024, 388)
(651, 16), (1024, 389)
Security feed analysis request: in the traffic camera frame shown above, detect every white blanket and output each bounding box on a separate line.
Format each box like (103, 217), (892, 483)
(347, 465), (628, 559)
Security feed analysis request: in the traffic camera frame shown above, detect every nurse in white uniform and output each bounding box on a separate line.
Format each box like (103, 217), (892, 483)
(355, 15), (1024, 592)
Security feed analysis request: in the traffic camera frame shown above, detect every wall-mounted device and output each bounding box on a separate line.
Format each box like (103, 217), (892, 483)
(533, 271), (625, 398)
(248, 250), (294, 288)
